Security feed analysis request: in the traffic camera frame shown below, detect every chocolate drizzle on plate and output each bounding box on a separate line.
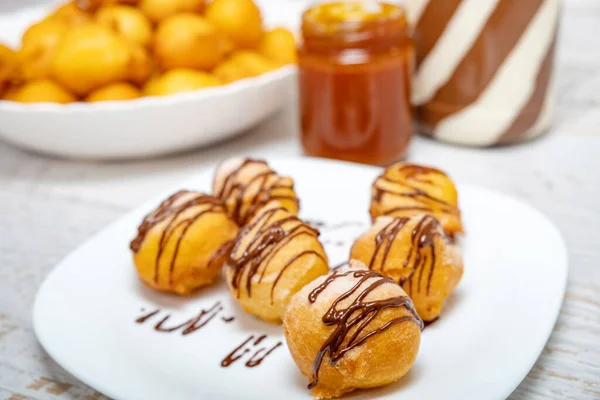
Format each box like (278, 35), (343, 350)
(221, 334), (282, 368)
(372, 164), (459, 217)
(215, 159), (299, 225)
(135, 306), (279, 369)
(135, 301), (223, 335)
(130, 190), (227, 285)
(311, 220), (364, 249)
(307, 269), (423, 389)
(135, 309), (159, 323)
(227, 207), (326, 303)
(306, 220), (365, 230)
(366, 215), (445, 296)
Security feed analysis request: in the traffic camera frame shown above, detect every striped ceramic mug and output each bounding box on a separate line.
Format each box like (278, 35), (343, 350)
(406, 0), (560, 146)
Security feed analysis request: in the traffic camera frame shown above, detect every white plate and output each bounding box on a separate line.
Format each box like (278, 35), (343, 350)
(33, 158), (568, 400)
(0, 3), (296, 160)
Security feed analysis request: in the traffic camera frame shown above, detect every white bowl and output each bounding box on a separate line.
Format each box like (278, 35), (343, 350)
(0, 67), (296, 160)
(0, 3), (298, 160)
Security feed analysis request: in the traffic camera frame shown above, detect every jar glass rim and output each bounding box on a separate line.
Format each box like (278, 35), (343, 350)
(302, 1), (408, 41)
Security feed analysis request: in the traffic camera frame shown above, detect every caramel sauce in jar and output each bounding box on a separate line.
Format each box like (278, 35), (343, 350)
(298, 2), (414, 166)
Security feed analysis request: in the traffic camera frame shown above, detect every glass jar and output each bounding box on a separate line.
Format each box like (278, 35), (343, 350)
(298, 2), (414, 166)
(408, 0), (560, 146)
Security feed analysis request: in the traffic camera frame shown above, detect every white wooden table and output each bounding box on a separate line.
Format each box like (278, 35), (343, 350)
(1, 1), (600, 399)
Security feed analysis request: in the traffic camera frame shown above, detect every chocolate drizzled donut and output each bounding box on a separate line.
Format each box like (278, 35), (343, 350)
(367, 215), (445, 296)
(307, 269), (423, 389)
(130, 190), (227, 284)
(215, 158), (299, 225)
(372, 164), (458, 216)
(227, 207), (326, 303)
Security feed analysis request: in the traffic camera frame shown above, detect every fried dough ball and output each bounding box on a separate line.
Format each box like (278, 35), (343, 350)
(213, 51), (276, 83)
(139, 0), (205, 24)
(206, 0), (263, 50)
(49, 23), (131, 95)
(283, 262), (423, 399)
(2, 86), (20, 101)
(19, 20), (69, 80)
(370, 162), (463, 236)
(225, 203), (328, 323)
(212, 60), (249, 84)
(86, 82), (141, 102)
(77, 0), (139, 12)
(96, 5), (152, 47)
(229, 51), (277, 75)
(258, 27), (297, 65)
(143, 69), (220, 96)
(45, 2), (92, 26)
(153, 13), (223, 71)
(130, 190), (238, 295)
(350, 215), (463, 322)
(213, 158), (300, 225)
(0, 44), (19, 96)
(219, 36), (235, 57)
(10, 79), (76, 104)
(128, 43), (154, 85)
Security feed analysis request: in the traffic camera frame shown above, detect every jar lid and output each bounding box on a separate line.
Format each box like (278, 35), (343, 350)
(302, 1), (408, 45)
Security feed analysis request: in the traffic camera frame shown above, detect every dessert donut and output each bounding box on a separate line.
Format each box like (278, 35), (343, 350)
(370, 162), (463, 236)
(130, 190), (238, 294)
(213, 157), (300, 225)
(283, 262), (423, 399)
(225, 203), (328, 323)
(350, 214), (463, 322)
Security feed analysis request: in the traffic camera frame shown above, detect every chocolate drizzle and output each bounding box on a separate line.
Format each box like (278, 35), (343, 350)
(405, 215), (443, 296)
(306, 220), (365, 230)
(227, 207), (326, 303)
(366, 215), (444, 296)
(130, 190), (228, 284)
(135, 301), (223, 335)
(369, 217), (410, 273)
(372, 164), (459, 217)
(215, 159), (299, 225)
(221, 334), (282, 368)
(135, 306), (280, 369)
(311, 220), (365, 249)
(307, 269), (423, 389)
(135, 309), (159, 323)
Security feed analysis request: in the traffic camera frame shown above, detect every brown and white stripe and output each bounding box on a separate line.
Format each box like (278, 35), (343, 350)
(407, 0), (560, 146)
